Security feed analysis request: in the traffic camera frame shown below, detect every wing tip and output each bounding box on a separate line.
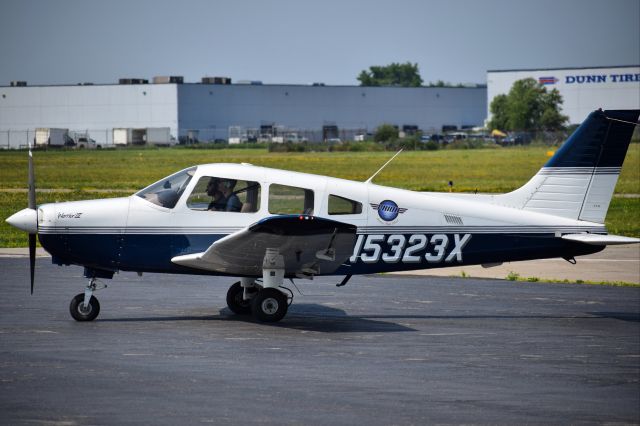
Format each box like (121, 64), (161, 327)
(561, 233), (640, 246)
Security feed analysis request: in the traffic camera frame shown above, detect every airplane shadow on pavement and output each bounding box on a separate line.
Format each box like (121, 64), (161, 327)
(95, 306), (640, 331)
(98, 303), (417, 333)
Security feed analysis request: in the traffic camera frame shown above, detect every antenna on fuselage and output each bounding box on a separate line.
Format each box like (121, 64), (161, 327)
(364, 149), (403, 184)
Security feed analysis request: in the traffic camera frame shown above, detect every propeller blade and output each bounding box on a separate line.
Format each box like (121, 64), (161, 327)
(29, 233), (36, 294)
(28, 148), (35, 210)
(28, 146), (37, 294)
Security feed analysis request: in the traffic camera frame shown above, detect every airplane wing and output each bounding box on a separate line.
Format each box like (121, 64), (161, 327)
(171, 215), (358, 277)
(561, 233), (640, 245)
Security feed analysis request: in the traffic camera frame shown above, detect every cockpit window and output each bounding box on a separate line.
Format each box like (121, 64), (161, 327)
(186, 177), (261, 213)
(135, 167), (196, 209)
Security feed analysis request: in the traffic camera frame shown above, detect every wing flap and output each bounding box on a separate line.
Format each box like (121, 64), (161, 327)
(172, 215), (358, 276)
(561, 233), (640, 245)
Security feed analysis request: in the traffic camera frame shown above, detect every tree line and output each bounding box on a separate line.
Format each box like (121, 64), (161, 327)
(358, 62), (567, 132)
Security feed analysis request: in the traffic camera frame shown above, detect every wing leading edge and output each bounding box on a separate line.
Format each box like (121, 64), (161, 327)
(171, 215), (358, 277)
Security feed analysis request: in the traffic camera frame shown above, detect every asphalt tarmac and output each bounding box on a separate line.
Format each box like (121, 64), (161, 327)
(1, 257), (639, 425)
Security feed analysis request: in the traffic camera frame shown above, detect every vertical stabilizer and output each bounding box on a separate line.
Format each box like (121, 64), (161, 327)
(493, 109), (639, 222)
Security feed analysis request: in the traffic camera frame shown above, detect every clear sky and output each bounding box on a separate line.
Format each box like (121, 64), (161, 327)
(1, 0), (638, 86)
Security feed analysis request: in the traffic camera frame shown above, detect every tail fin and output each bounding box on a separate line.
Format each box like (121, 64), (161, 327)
(495, 109), (639, 223)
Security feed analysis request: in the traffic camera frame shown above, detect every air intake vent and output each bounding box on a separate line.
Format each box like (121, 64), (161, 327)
(444, 214), (463, 225)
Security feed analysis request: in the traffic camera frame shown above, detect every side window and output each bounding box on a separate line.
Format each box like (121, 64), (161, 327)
(328, 194), (363, 215)
(186, 176), (261, 213)
(269, 184), (314, 215)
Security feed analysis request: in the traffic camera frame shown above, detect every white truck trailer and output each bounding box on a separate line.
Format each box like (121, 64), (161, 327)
(35, 128), (73, 147)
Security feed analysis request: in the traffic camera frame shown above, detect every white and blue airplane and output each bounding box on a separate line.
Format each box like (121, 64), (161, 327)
(6, 109), (640, 322)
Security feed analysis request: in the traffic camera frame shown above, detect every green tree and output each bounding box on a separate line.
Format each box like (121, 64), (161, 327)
(358, 62), (423, 87)
(539, 89), (568, 130)
(489, 94), (509, 131)
(373, 124), (398, 142)
(489, 78), (568, 131)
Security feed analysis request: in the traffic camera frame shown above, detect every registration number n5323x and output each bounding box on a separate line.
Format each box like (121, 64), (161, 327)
(349, 234), (471, 264)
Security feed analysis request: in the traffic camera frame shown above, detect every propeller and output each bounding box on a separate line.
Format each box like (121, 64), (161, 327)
(27, 147), (36, 294)
(5, 146), (39, 293)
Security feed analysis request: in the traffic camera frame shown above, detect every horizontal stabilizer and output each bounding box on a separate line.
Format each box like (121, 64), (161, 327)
(561, 233), (640, 246)
(172, 215), (357, 276)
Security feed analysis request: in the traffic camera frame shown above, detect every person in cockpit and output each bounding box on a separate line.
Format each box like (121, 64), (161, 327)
(206, 178), (223, 211)
(207, 178), (242, 212)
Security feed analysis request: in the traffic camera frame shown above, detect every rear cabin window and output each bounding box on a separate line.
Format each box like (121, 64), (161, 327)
(328, 194), (363, 215)
(268, 184), (314, 215)
(186, 177), (261, 213)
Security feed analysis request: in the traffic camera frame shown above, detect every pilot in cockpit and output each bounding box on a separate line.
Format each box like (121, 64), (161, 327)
(207, 178), (242, 212)
(206, 178), (222, 210)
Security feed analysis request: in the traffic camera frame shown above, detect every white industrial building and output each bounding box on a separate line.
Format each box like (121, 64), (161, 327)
(487, 65), (640, 125)
(0, 79), (487, 148)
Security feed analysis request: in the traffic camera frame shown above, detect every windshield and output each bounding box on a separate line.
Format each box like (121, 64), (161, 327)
(135, 166), (196, 209)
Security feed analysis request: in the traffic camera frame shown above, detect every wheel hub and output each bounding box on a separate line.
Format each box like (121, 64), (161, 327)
(78, 304), (92, 315)
(261, 298), (279, 315)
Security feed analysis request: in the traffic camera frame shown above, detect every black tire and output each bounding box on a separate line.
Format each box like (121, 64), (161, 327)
(69, 293), (100, 322)
(226, 281), (252, 315)
(251, 288), (288, 323)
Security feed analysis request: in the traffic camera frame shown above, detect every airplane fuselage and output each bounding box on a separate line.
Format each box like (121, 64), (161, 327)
(36, 163), (604, 278)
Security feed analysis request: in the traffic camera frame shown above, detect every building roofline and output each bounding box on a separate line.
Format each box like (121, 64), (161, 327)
(0, 82), (487, 89)
(487, 65), (639, 74)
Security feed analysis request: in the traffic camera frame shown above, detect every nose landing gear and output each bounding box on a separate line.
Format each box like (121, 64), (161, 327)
(69, 278), (106, 322)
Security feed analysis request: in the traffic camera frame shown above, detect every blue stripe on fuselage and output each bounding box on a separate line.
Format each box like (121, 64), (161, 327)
(40, 231), (604, 278)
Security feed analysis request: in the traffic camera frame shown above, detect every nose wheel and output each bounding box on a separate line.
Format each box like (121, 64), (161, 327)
(69, 278), (106, 322)
(69, 293), (100, 321)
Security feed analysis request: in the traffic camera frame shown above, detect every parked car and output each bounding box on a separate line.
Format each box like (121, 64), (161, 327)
(421, 134), (446, 144)
(76, 136), (97, 149)
(498, 132), (533, 146)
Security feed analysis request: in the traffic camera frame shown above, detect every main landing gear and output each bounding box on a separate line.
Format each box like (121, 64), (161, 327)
(226, 248), (291, 323)
(69, 277), (106, 322)
(226, 278), (291, 323)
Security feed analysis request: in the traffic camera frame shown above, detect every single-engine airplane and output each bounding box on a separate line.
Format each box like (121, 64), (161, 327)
(6, 109), (640, 322)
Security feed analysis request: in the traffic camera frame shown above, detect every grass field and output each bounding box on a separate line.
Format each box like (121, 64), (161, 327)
(1, 144), (638, 246)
